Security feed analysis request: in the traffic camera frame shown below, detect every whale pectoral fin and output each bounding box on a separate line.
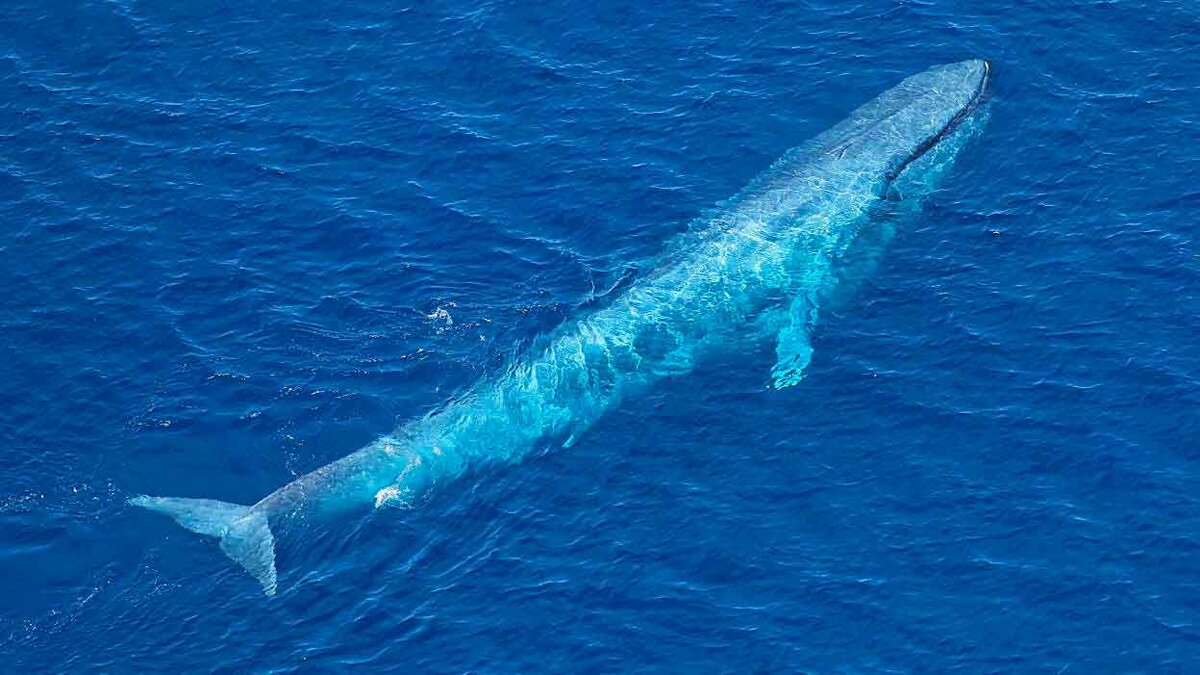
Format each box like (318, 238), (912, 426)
(130, 495), (278, 596)
(771, 295), (817, 389)
(772, 325), (814, 388)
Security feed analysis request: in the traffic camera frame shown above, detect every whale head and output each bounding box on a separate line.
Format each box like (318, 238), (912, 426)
(882, 59), (990, 180)
(820, 59), (990, 186)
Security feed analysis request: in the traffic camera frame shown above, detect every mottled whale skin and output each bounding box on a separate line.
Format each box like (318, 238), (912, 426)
(132, 60), (990, 596)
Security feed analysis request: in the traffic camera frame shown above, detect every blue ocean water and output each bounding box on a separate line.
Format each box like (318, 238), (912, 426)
(2, 0), (1198, 669)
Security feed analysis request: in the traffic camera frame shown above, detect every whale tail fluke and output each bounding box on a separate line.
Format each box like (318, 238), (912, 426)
(130, 495), (278, 596)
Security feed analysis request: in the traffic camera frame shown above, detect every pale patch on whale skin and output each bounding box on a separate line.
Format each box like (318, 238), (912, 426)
(374, 486), (403, 508)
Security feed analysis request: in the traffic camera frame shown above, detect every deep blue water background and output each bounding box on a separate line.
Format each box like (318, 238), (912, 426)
(2, 0), (1198, 670)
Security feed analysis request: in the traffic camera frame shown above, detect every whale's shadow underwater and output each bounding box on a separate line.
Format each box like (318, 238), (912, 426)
(131, 60), (992, 597)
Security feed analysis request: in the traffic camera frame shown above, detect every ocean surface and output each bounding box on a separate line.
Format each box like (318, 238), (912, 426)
(2, 0), (1198, 670)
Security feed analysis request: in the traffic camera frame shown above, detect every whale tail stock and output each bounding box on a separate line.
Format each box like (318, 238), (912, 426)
(129, 495), (278, 596)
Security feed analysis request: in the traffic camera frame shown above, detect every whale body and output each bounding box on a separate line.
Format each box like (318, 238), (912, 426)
(132, 60), (991, 596)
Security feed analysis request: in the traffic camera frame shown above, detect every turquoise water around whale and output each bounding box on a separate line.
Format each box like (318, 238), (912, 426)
(2, 1), (1198, 671)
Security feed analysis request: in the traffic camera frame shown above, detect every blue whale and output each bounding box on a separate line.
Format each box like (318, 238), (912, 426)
(132, 60), (991, 596)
